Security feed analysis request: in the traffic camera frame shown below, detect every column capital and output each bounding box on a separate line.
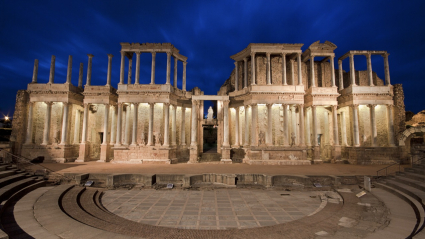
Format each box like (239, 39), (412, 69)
(382, 53), (390, 58)
(234, 61), (238, 66)
(135, 51), (141, 56)
(266, 103), (272, 108)
(331, 105), (338, 110)
(148, 102), (155, 107)
(352, 104), (359, 108)
(44, 101), (53, 106)
(250, 52), (255, 57)
(250, 103), (257, 107)
(281, 52), (287, 57)
(87, 54), (94, 58)
(365, 52), (372, 57)
(192, 100), (200, 105)
(183, 61), (187, 65)
(244, 104), (250, 109)
(367, 104), (377, 108)
(222, 100), (230, 106)
(166, 52), (172, 57)
(62, 102), (69, 106)
(117, 102), (123, 107)
(132, 102), (139, 107)
(151, 51), (156, 56)
(107, 54), (113, 58)
(243, 57), (248, 62)
(266, 52), (271, 57)
(289, 58), (295, 63)
(338, 59), (342, 64)
(164, 102), (170, 107)
(299, 103), (305, 108)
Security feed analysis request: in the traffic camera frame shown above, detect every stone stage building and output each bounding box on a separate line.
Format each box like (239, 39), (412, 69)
(10, 41), (407, 165)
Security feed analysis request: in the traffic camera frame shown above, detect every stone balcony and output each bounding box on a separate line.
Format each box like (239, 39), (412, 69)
(304, 86), (340, 107)
(337, 85), (393, 107)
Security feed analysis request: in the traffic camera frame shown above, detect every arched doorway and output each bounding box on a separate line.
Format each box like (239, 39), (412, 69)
(399, 126), (425, 163)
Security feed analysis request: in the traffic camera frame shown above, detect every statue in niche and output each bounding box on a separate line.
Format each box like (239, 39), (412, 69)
(290, 132), (296, 147)
(155, 132), (162, 146)
(140, 132), (146, 146)
(207, 106), (214, 120)
(53, 131), (60, 144)
(259, 131), (265, 146)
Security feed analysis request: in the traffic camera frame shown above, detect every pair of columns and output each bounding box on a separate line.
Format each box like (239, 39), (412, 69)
(309, 56), (336, 87)
(305, 105), (339, 147)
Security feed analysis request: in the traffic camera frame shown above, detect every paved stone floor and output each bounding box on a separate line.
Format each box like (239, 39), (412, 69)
(102, 189), (326, 230)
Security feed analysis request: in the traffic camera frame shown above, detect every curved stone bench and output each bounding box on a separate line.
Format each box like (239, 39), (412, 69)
(0, 177), (37, 203)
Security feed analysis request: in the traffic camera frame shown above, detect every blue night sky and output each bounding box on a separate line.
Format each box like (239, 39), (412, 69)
(1, 1), (424, 119)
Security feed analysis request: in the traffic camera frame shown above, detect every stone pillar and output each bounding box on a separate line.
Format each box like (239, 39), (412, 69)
(78, 63), (83, 88)
(32, 59), (38, 83)
(234, 61), (239, 91)
(330, 56), (336, 87)
(106, 54), (113, 86)
(243, 58), (248, 88)
(81, 103), (89, 144)
(341, 111), (347, 146)
(299, 104), (305, 146)
(266, 53), (271, 85)
(131, 103), (138, 146)
(297, 53), (303, 85)
(163, 103), (170, 147)
(352, 104), (360, 147)
(86, 54), (94, 86)
(119, 51), (125, 84)
(349, 54), (356, 86)
(306, 108), (311, 146)
(312, 106), (318, 146)
(183, 62), (187, 91)
(135, 52), (140, 84)
(383, 53), (391, 85)
(124, 105), (131, 145)
(151, 52), (156, 84)
(171, 104), (177, 146)
(223, 100), (230, 147)
(115, 103), (123, 146)
(174, 57), (178, 88)
(310, 56), (315, 87)
(338, 60), (344, 90)
(148, 103), (154, 146)
(387, 104), (396, 146)
(251, 53), (256, 85)
(332, 105), (339, 146)
(110, 106), (116, 144)
(291, 106), (297, 145)
(290, 59), (295, 85)
(127, 55), (133, 84)
(41, 102), (52, 145)
(60, 102), (69, 145)
(266, 104), (272, 145)
(283, 104), (289, 146)
(102, 104), (109, 145)
(366, 53), (374, 86)
(244, 105), (250, 147)
(166, 52), (171, 85)
(181, 107), (186, 146)
(25, 102), (34, 144)
(282, 53), (287, 85)
(251, 104), (258, 146)
(368, 104), (377, 146)
(73, 109), (80, 144)
(48, 55), (55, 84)
(190, 100), (198, 147)
(66, 55), (72, 84)
(234, 107), (240, 146)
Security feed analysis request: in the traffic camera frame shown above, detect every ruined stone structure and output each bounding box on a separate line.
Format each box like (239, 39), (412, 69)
(11, 41), (406, 164)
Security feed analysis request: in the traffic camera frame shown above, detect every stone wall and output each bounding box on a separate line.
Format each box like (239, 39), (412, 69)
(10, 90), (29, 155)
(393, 84), (406, 142)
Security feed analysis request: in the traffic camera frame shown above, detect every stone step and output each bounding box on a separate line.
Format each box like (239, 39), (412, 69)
(401, 171), (425, 182)
(395, 176), (425, 192)
(0, 173), (29, 188)
(405, 167), (425, 175)
(0, 177), (38, 203)
(0, 170), (17, 180)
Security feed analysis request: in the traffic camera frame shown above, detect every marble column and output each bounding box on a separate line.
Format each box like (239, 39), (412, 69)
(73, 110), (80, 144)
(243, 58), (248, 88)
(366, 53), (374, 86)
(341, 111), (347, 146)
(32, 59), (38, 83)
(66, 55), (72, 84)
(124, 105), (131, 145)
(234, 61), (239, 91)
(163, 103), (170, 147)
(181, 107), (186, 146)
(299, 104), (305, 146)
(86, 54), (94, 86)
(107, 54), (113, 86)
(171, 104), (177, 146)
(223, 100), (230, 147)
(349, 54), (356, 86)
(110, 105), (116, 144)
(234, 107), (240, 146)
(78, 63), (83, 88)
(368, 104), (377, 146)
(310, 56), (315, 87)
(174, 57), (178, 88)
(283, 104), (289, 146)
(291, 106), (297, 145)
(82, 103), (89, 144)
(290, 59), (295, 85)
(127, 54), (133, 84)
(191, 100), (198, 146)
(332, 105), (339, 146)
(338, 60), (344, 90)
(60, 102), (70, 145)
(352, 104), (360, 146)
(115, 103), (122, 146)
(119, 51), (125, 84)
(25, 102), (34, 144)
(244, 105), (250, 147)
(387, 105), (396, 146)
(131, 103), (138, 146)
(330, 56), (336, 87)
(312, 106), (318, 146)
(306, 108), (311, 146)
(266, 104), (272, 145)
(297, 53), (303, 85)
(151, 52), (156, 84)
(41, 102), (52, 145)
(383, 53), (391, 85)
(135, 52), (140, 84)
(166, 52), (171, 85)
(48, 55), (55, 84)
(266, 53), (271, 85)
(282, 53), (287, 85)
(148, 103), (154, 146)
(251, 53), (256, 85)
(103, 104), (109, 145)
(251, 104), (257, 146)
(183, 62), (187, 91)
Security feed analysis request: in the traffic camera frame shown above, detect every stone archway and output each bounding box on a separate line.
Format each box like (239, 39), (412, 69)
(399, 126), (425, 146)
(399, 126), (425, 163)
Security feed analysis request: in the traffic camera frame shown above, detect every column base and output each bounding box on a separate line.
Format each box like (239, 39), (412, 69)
(221, 147), (231, 163)
(188, 145), (198, 163)
(99, 144), (111, 162)
(312, 146), (320, 161)
(332, 145), (341, 163)
(76, 143), (90, 162)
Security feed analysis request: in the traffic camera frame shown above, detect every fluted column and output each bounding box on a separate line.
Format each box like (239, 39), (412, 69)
(191, 100), (198, 146)
(251, 53), (256, 85)
(66, 55), (72, 84)
(291, 106), (297, 145)
(290, 59), (295, 85)
(150, 52), (156, 84)
(148, 103), (154, 146)
(299, 104), (305, 146)
(266, 53), (271, 85)
(312, 106), (318, 146)
(352, 104), (360, 146)
(106, 54), (113, 85)
(366, 53), (373, 86)
(223, 100), (230, 147)
(282, 53), (287, 85)
(349, 54), (356, 86)
(244, 105), (249, 147)
(243, 58), (248, 88)
(127, 54), (133, 84)
(387, 104), (395, 146)
(332, 105), (339, 146)
(383, 53), (391, 85)
(124, 105), (131, 145)
(297, 53), (303, 85)
(181, 107), (186, 145)
(266, 104), (272, 145)
(283, 104), (289, 146)
(103, 104), (109, 145)
(174, 57), (178, 88)
(182, 62), (187, 91)
(330, 56), (336, 87)
(110, 105), (116, 144)
(171, 104), (177, 146)
(60, 102), (70, 145)
(135, 52), (140, 84)
(86, 54), (94, 86)
(41, 102), (52, 145)
(251, 104), (258, 146)
(131, 103), (138, 146)
(163, 103), (170, 147)
(310, 56), (315, 87)
(166, 52), (171, 85)
(48, 55), (55, 84)
(119, 52), (125, 84)
(78, 63), (83, 88)
(234, 107), (240, 146)
(81, 103), (89, 144)
(115, 103), (123, 146)
(25, 102), (34, 144)
(341, 111), (347, 146)
(338, 60), (344, 90)
(306, 107), (311, 146)
(32, 59), (38, 83)
(73, 110), (80, 144)
(234, 62), (239, 91)
(369, 104), (377, 146)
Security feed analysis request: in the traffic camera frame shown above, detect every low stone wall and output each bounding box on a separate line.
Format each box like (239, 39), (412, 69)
(112, 146), (189, 164)
(22, 144), (79, 163)
(344, 147), (400, 164)
(244, 147), (310, 165)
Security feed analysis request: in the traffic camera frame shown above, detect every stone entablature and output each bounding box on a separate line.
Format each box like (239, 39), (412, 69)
(82, 85), (118, 105)
(304, 86), (339, 107)
(120, 42), (188, 62)
(27, 83), (83, 104)
(337, 85), (394, 108)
